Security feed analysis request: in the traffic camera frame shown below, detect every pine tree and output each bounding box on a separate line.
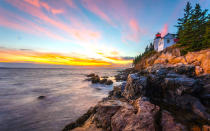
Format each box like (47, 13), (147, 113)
(203, 16), (210, 48)
(190, 3), (209, 50)
(176, 1), (192, 42)
(176, 2), (209, 52)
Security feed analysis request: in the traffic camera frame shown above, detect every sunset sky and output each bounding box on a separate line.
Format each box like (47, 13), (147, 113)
(0, 0), (209, 68)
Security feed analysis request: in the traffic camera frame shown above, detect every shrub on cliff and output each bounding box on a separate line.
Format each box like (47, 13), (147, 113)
(133, 43), (155, 65)
(176, 2), (210, 54)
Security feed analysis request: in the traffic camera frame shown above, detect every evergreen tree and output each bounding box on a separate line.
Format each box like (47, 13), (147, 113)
(176, 1), (192, 41)
(176, 2), (209, 52)
(203, 16), (210, 48)
(190, 4), (209, 50)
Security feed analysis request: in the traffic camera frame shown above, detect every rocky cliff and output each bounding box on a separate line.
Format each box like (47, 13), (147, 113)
(134, 47), (210, 75)
(63, 48), (210, 131)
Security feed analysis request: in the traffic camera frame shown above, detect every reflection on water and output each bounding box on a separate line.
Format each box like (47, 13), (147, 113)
(0, 68), (118, 131)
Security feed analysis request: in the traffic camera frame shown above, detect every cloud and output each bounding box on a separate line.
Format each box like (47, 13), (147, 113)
(129, 19), (140, 33)
(64, 0), (77, 8)
(121, 56), (134, 60)
(0, 7), (67, 41)
(0, 47), (132, 66)
(0, 48), (111, 66)
(5, 0), (101, 42)
(81, 0), (146, 43)
(23, 0), (64, 15)
(161, 24), (168, 37)
(81, 0), (113, 25)
(51, 8), (64, 14)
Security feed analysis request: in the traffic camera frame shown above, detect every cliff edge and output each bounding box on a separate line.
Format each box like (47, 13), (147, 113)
(63, 48), (210, 131)
(134, 47), (210, 75)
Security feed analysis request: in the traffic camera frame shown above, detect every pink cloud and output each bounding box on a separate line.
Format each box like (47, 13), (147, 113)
(0, 7), (67, 41)
(122, 19), (146, 43)
(129, 19), (140, 33)
(64, 0), (77, 8)
(23, 0), (63, 15)
(81, 0), (144, 43)
(51, 8), (64, 15)
(40, 2), (51, 11)
(161, 24), (168, 37)
(81, 0), (112, 25)
(24, 0), (40, 7)
(6, 0), (101, 42)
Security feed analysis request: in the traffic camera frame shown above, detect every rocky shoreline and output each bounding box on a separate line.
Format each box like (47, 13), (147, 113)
(63, 48), (210, 131)
(63, 63), (210, 131)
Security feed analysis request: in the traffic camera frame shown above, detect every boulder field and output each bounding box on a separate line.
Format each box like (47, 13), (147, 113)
(63, 64), (210, 131)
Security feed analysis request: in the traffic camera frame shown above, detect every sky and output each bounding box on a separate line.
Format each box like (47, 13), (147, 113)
(0, 0), (209, 68)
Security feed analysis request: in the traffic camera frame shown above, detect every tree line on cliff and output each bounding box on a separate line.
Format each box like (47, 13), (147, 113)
(176, 2), (210, 54)
(133, 1), (209, 65)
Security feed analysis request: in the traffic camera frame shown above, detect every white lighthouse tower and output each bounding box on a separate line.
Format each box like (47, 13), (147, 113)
(153, 32), (161, 51)
(153, 32), (178, 52)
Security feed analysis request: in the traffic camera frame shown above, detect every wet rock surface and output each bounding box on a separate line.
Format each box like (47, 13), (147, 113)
(64, 64), (210, 131)
(85, 73), (113, 85)
(37, 96), (46, 99)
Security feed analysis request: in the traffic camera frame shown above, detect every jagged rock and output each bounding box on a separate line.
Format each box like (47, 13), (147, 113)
(176, 94), (210, 120)
(161, 110), (187, 131)
(115, 68), (135, 81)
(115, 74), (127, 81)
(93, 100), (128, 130)
(99, 78), (107, 84)
(111, 97), (160, 131)
(195, 66), (204, 75)
(86, 73), (95, 77)
(163, 77), (202, 95)
(63, 107), (97, 131)
(135, 48), (210, 75)
(105, 80), (113, 85)
(185, 49), (210, 74)
(200, 84), (210, 107)
(122, 73), (147, 99)
(101, 76), (108, 78)
(174, 65), (195, 77)
(166, 73), (187, 78)
(109, 82), (126, 98)
(66, 53), (210, 131)
(91, 75), (100, 83)
(38, 96), (45, 99)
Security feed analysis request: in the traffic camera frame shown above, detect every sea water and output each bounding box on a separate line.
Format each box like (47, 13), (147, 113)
(0, 68), (119, 131)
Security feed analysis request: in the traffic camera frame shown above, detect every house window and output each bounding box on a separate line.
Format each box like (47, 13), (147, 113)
(167, 39), (170, 43)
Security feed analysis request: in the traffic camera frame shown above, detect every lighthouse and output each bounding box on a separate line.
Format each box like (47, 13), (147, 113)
(153, 32), (178, 52)
(153, 32), (161, 51)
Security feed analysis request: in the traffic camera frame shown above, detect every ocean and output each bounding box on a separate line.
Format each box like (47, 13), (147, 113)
(0, 68), (119, 131)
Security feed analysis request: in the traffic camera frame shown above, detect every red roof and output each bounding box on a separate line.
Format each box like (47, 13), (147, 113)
(156, 33), (161, 38)
(174, 38), (179, 42)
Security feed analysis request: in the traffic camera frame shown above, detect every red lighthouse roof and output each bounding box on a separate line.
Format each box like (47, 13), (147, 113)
(156, 32), (161, 38)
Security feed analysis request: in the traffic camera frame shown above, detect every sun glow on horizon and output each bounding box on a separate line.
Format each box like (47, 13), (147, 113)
(0, 48), (132, 67)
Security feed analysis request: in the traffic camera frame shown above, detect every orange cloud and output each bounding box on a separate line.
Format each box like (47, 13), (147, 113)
(0, 48), (133, 67)
(0, 48), (112, 66)
(110, 51), (119, 56)
(96, 51), (132, 65)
